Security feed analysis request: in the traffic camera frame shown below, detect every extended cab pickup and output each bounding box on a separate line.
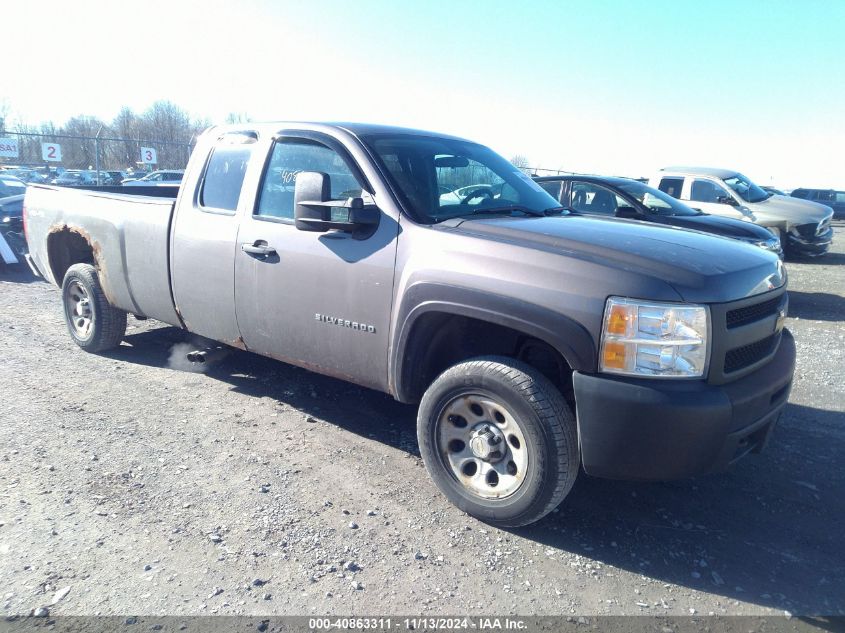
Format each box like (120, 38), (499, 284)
(24, 123), (796, 526)
(649, 167), (833, 258)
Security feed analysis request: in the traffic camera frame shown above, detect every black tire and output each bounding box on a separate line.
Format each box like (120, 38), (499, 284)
(417, 355), (579, 528)
(61, 263), (127, 352)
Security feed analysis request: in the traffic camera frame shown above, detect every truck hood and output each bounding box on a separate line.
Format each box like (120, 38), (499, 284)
(747, 194), (833, 225)
(449, 215), (785, 303)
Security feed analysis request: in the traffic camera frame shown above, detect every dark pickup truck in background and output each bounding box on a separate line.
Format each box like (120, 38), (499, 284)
(23, 122), (795, 526)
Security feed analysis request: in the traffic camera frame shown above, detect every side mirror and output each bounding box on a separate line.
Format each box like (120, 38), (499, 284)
(615, 206), (640, 219)
(717, 195), (738, 206)
(294, 171), (379, 237)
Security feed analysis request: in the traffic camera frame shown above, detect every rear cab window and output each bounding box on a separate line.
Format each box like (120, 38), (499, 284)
(657, 177), (684, 199)
(199, 132), (257, 213)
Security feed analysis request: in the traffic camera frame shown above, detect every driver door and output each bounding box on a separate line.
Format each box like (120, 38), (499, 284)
(233, 133), (399, 392)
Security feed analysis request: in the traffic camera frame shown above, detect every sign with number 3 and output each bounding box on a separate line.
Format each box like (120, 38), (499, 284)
(140, 147), (157, 164)
(41, 143), (62, 162)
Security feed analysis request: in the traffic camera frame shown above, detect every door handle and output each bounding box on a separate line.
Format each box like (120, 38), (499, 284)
(241, 242), (277, 257)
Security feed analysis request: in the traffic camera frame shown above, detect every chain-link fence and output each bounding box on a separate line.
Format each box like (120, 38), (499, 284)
(0, 131), (193, 181)
(524, 167), (577, 177)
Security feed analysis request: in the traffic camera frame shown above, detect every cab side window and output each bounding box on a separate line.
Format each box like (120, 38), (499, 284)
(690, 179), (727, 203)
(657, 177), (684, 199)
(200, 136), (255, 212)
(570, 182), (619, 215)
(256, 140), (362, 220)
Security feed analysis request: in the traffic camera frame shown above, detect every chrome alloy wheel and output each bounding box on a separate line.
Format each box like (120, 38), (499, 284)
(435, 393), (529, 499)
(65, 280), (93, 339)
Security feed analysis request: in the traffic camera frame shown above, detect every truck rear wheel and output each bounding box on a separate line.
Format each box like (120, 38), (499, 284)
(61, 263), (126, 352)
(417, 356), (579, 527)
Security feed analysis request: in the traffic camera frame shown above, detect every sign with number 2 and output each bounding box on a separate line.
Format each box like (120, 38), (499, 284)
(41, 143), (62, 162)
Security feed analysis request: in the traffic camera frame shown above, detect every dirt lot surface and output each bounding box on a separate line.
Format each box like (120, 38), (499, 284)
(1, 226), (843, 619)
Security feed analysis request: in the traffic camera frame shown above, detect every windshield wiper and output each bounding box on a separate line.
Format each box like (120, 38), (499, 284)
(439, 205), (569, 222)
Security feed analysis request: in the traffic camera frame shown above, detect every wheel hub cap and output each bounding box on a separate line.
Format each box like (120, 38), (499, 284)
(469, 424), (505, 462)
(76, 299), (91, 318)
(65, 281), (93, 338)
(436, 394), (529, 499)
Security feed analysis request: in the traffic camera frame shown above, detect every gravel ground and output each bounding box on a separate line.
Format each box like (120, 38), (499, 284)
(0, 225), (843, 619)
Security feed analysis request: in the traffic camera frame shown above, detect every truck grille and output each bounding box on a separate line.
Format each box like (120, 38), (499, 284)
(793, 222), (824, 239)
(724, 333), (780, 374)
(726, 297), (781, 329)
(708, 288), (786, 384)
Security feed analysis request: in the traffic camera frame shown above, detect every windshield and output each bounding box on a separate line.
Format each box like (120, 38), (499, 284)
(617, 181), (701, 216)
(724, 173), (769, 203)
(363, 134), (563, 223)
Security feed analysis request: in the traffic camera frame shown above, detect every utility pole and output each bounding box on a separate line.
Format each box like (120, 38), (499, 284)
(94, 126), (103, 185)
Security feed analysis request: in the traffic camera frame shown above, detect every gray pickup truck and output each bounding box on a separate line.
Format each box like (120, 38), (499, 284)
(24, 122), (795, 527)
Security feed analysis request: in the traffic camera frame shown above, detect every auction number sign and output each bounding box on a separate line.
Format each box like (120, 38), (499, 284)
(41, 142), (62, 162)
(0, 138), (19, 158)
(140, 147), (158, 164)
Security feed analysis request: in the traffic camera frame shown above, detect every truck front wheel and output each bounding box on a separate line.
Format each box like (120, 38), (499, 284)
(417, 356), (579, 527)
(61, 263), (127, 352)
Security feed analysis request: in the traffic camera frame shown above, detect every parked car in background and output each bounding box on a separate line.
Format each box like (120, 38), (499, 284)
(119, 171), (146, 184)
(649, 167), (833, 258)
(4, 168), (48, 184)
(52, 170), (99, 186)
(790, 188), (845, 219)
(91, 171), (114, 185)
(536, 175), (782, 257)
(122, 169), (183, 186)
(0, 194), (26, 268)
(0, 175), (27, 198)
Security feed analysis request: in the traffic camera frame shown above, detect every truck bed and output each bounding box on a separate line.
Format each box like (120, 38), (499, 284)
(24, 184), (182, 326)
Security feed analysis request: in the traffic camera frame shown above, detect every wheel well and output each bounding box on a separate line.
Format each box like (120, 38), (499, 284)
(400, 312), (575, 406)
(47, 228), (96, 284)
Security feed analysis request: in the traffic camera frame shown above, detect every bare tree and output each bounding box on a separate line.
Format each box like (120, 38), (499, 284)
(225, 112), (252, 124)
(0, 100), (9, 135)
(510, 154), (532, 174)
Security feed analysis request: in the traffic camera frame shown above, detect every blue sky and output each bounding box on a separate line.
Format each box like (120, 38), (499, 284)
(4, 0), (844, 188)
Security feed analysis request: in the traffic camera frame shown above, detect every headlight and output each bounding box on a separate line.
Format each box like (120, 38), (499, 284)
(753, 237), (781, 253)
(0, 216), (10, 224)
(599, 297), (710, 378)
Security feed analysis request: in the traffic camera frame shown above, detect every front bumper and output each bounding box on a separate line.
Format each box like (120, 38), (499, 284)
(573, 328), (795, 480)
(786, 227), (833, 257)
